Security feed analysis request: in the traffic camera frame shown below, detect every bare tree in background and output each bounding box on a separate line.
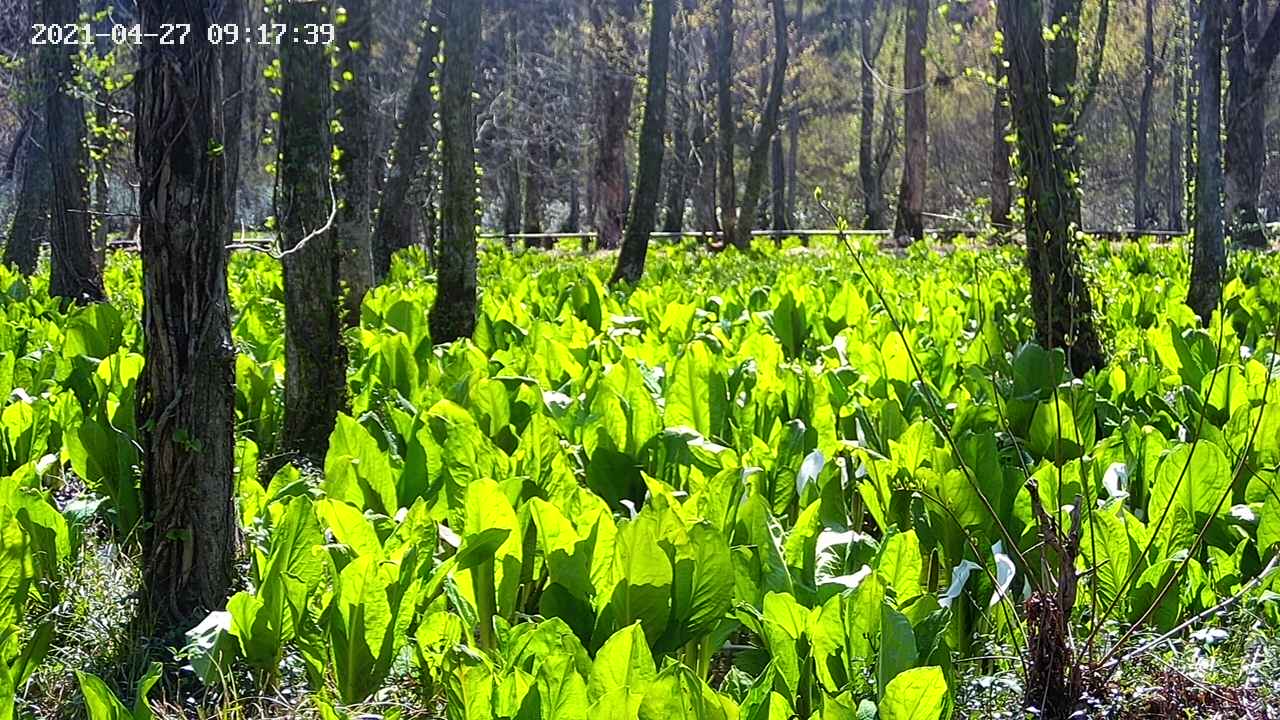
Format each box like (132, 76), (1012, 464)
(892, 0), (928, 243)
(1188, 0), (1225, 322)
(590, 0), (639, 250)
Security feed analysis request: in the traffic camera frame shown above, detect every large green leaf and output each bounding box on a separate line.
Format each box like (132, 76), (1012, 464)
(880, 666), (949, 720)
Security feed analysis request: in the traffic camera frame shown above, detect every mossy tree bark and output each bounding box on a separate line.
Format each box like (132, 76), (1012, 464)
(279, 0), (343, 469)
(612, 0), (675, 285)
(374, 1), (443, 279)
(335, 0), (375, 326)
(429, 0), (481, 345)
(999, 0), (1105, 380)
(135, 0), (238, 629)
(44, 0), (104, 304)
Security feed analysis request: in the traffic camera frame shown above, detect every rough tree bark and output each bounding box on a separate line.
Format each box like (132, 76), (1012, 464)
(892, 0), (928, 243)
(374, 1), (444, 279)
(1132, 0), (1156, 230)
(279, 0), (343, 469)
(429, 0), (481, 344)
(45, 0), (104, 304)
(590, 0), (638, 250)
(785, 0), (805, 231)
(733, 0), (788, 250)
(3, 96), (48, 272)
(1188, 0), (1226, 323)
(135, 0), (238, 628)
(222, 0), (245, 238)
(1224, 0), (1280, 247)
(1000, 0), (1105, 377)
(335, 0), (375, 326)
(612, 0), (675, 284)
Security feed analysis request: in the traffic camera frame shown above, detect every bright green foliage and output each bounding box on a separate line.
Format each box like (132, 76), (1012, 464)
(0, 239), (1264, 716)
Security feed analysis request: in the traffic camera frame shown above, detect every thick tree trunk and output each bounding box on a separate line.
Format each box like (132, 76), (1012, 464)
(734, 0), (788, 250)
(374, 3), (443, 279)
(279, 0), (343, 469)
(1133, 0), (1156, 230)
(892, 0), (928, 243)
(522, 143), (546, 237)
(1223, 1), (1280, 248)
(135, 0), (238, 629)
(612, 0), (675, 284)
(4, 103), (48, 275)
(991, 52), (1013, 231)
(859, 0), (888, 231)
(1001, 0), (1105, 381)
(334, 0), (375, 327)
(590, 0), (638, 250)
(45, 0), (104, 304)
(430, 0), (481, 344)
(716, 0), (737, 247)
(1188, 0), (1226, 323)
(785, 0), (804, 232)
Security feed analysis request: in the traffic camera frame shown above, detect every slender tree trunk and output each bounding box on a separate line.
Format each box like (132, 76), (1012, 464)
(991, 52), (1013, 231)
(135, 0), (237, 628)
(892, 0), (928, 243)
(91, 3), (112, 270)
(770, 128), (786, 234)
(522, 144), (546, 236)
(430, 0), (481, 344)
(1223, 1), (1280, 248)
(243, 0), (264, 180)
(734, 0), (789, 250)
(1169, 10), (1187, 233)
(1189, 0), (1226, 323)
(612, 0), (675, 284)
(1000, 0), (1105, 380)
(591, 0), (638, 250)
(1133, 0), (1156, 230)
(45, 0), (104, 304)
(222, 0), (245, 240)
(662, 22), (691, 235)
(785, 0), (805, 232)
(279, 0), (343, 469)
(374, 2), (444, 279)
(859, 0), (887, 231)
(334, 0), (375, 327)
(716, 0), (737, 247)
(4, 81), (48, 275)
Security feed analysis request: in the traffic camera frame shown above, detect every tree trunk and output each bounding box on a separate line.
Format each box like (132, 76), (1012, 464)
(1188, 0), (1226, 323)
(892, 0), (928, 243)
(1223, 1), (1280, 248)
(991, 52), (1013, 231)
(4, 90), (48, 275)
(785, 0), (805, 232)
(374, 2), (443, 279)
(1133, 0), (1156, 230)
(45, 0), (104, 304)
(590, 0), (638, 250)
(1169, 10), (1187, 233)
(734, 0), (789, 250)
(135, 0), (238, 629)
(522, 143), (546, 236)
(770, 127), (786, 234)
(662, 21), (691, 236)
(279, 0), (343, 469)
(612, 0), (675, 284)
(716, 0), (737, 247)
(430, 0), (481, 344)
(334, 0), (375, 327)
(859, 0), (888, 231)
(222, 0), (246, 239)
(1001, 0), (1105, 381)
